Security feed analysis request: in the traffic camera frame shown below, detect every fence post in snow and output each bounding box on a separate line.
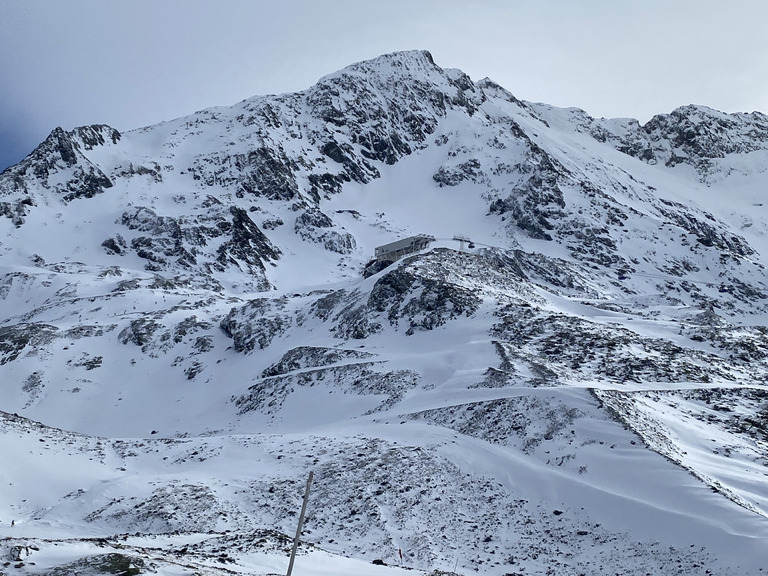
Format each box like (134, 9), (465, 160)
(286, 470), (314, 576)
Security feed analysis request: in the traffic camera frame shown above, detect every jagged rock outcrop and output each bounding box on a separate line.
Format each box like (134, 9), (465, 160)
(0, 124), (119, 224)
(0, 323), (59, 364)
(630, 106), (768, 175)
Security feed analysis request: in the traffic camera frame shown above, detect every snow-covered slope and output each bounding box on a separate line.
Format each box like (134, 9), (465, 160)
(1, 50), (768, 575)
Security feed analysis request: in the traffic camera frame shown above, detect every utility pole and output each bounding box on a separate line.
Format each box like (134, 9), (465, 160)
(453, 235), (470, 252)
(286, 471), (314, 576)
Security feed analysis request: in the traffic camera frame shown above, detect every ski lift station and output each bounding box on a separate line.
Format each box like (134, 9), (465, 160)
(374, 234), (435, 262)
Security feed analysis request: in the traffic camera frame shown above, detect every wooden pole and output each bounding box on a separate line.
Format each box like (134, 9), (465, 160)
(286, 471), (314, 576)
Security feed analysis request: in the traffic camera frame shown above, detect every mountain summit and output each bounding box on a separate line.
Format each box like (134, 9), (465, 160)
(1, 50), (768, 575)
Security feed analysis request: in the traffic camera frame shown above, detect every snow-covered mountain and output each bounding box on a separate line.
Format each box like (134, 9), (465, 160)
(2, 50), (768, 575)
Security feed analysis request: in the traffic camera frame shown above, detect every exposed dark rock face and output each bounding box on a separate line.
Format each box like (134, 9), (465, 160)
(331, 251), (489, 339)
(59, 167), (113, 202)
(118, 318), (164, 352)
(433, 159), (485, 187)
(219, 250), (490, 349)
(261, 346), (375, 377)
(116, 314), (215, 379)
(235, 356), (419, 415)
(0, 200), (29, 227)
(122, 207), (197, 269)
(642, 106), (768, 170)
(409, 396), (584, 454)
(102, 235), (128, 255)
(294, 207), (356, 254)
(656, 199), (754, 257)
(45, 553), (145, 576)
(116, 205), (278, 289)
(591, 105), (768, 179)
(304, 50), (451, 158)
(366, 266), (481, 334)
(219, 298), (292, 352)
(168, 50), (490, 225)
(22, 371), (45, 406)
(491, 303), (737, 385)
(0, 125), (117, 212)
(0, 323), (59, 364)
(71, 124), (122, 149)
(191, 146), (300, 200)
(307, 172), (349, 199)
(113, 161), (163, 183)
(216, 206), (281, 280)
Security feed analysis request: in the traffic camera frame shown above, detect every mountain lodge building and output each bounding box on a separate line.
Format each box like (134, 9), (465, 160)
(374, 235), (435, 262)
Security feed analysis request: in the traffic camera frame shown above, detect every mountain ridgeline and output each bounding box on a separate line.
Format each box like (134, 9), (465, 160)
(1, 50), (768, 575)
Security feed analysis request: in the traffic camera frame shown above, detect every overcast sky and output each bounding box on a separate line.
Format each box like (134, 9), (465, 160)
(1, 0), (766, 171)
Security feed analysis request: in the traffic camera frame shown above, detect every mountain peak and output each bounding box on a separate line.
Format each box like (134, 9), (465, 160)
(314, 49), (446, 90)
(341, 49), (438, 72)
